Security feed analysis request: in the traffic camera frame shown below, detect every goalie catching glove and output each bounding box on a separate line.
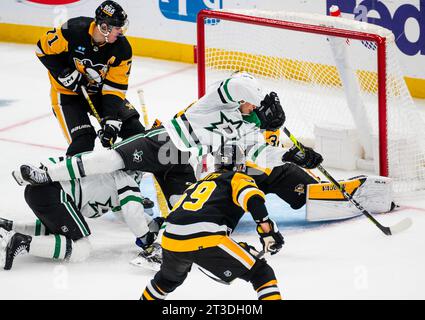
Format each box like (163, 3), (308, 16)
(255, 92), (285, 131)
(282, 144), (323, 169)
(256, 219), (284, 255)
(97, 117), (122, 147)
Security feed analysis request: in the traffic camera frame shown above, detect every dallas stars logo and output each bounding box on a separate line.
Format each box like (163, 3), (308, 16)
(88, 197), (113, 218)
(205, 112), (244, 142)
(133, 149), (144, 163)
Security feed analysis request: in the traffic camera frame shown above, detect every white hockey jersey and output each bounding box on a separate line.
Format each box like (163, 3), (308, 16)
(43, 157), (151, 238)
(163, 72), (288, 170)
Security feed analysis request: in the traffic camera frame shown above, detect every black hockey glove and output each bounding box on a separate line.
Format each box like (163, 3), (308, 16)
(282, 144), (323, 169)
(255, 92), (285, 131)
(135, 217), (165, 249)
(57, 68), (85, 93)
(256, 219), (284, 255)
(97, 118), (122, 147)
(135, 232), (156, 250)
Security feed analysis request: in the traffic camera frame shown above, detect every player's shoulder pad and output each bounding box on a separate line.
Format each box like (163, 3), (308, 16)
(111, 36), (132, 63)
(232, 171), (257, 184)
(61, 17), (93, 41)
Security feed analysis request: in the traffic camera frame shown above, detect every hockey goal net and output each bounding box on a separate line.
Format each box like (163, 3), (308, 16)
(197, 9), (425, 195)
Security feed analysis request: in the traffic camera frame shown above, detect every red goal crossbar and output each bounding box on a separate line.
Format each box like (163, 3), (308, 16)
(196, 9), (389, 177)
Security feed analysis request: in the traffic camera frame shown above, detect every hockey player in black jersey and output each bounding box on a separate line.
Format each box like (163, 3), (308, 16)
(36, 1), (145, 155)
(141, 145), (284, 300)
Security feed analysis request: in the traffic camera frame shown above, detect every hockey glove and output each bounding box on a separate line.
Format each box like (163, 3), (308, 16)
(256, 219), (284, 255)
(57, 68), (85, 93)
(136, 217), (165, 249)
(282, 144), (323, 169)
(135, 231), (157, 250)
(98, 118), (122, 147)
(255, 92), (285, 131)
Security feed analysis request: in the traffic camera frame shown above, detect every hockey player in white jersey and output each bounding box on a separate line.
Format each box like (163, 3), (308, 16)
(1, 157), (163, 270)
(12, 72), (322, 207)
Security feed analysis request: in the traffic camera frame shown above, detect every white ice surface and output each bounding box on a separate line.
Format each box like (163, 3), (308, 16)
(0, 43), (425, 300)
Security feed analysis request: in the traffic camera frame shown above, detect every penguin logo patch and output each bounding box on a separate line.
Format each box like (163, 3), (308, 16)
(294, 184), (305, 194)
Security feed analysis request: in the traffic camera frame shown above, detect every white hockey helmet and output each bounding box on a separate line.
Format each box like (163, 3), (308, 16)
(228, 72), (265, 106)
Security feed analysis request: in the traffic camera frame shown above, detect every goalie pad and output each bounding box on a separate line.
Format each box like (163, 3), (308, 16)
(306, 175), (393, 222)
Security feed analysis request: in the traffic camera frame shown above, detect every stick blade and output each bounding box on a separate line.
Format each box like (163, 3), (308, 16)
(389, 218), (413, 235)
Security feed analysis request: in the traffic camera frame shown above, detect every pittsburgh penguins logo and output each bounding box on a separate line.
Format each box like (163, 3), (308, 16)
(294, 184), (305, 194)
(73, 58), (108, 85)
(125, 101), (135, 110)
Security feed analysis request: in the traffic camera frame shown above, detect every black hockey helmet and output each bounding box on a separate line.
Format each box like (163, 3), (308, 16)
(95, 1), (128, 29)
(213, 144), (246, 172)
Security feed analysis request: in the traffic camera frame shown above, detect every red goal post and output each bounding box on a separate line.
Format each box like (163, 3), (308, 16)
(196, 9), (425, 194)
(197, 9), (389, 176)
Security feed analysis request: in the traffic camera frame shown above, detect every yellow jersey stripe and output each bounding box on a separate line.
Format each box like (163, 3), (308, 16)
(231, 172), (259, 208)
(162, 234), (225, 252)
(142, 290), (154, 300)
(219, 237), (256, 268)
(50, 87), (71, 143)
(262, 294), (282, 300)
(102, 90), (125, 100)
(257, 280), (278, 291)
(242, 189), (266, 211)
(38, 26), (68, 55)
(245, 161), (272, 175)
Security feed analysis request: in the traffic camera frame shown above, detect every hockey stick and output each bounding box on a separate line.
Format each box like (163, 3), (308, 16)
(137, 88), (169, 218)
(282, 127), (412, 236)
(81, 86), (115, 147)
(80, 86), (102, 124)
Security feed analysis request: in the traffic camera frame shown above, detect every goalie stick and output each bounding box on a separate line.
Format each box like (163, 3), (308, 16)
(282, 127), (412, 236)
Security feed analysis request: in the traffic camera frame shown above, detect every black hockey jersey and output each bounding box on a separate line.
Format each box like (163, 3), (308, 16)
(162, 171), (267, 252)
(36, 17), (132, 115)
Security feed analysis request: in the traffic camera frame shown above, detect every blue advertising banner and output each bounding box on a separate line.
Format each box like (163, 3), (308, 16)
(159, 0), (223, 22)
(326, 0), (425, 56)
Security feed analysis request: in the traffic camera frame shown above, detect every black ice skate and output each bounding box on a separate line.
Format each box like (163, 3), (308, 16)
(4, 232), (32, 270)
(13, 164), (52, 186)
(0, 218), (13, 232)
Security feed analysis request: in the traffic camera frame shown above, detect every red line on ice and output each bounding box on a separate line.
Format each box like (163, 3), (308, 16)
(0, 137), (66, 151)
(0, 113), (52, 132)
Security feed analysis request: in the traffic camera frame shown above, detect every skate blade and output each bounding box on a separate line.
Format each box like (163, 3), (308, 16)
(129, 256), (160, 272)
(11, 170), (28, 186)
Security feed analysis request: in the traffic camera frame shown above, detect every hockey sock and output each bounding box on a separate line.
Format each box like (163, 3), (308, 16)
(29, 234), (72, 260)
(13, 219), (49, 236)
(255, 279), (281, 300)
(141, 280), (168, 300)
(46, 149), (125, 181)
(29, 236), (91, 262)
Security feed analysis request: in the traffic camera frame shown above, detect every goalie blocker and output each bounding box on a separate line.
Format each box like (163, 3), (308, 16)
(306, 175), (394, 222)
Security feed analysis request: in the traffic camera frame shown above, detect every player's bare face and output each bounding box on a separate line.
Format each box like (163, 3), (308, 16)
(239, 102), (256, 115)
(107, 27), (124, 43)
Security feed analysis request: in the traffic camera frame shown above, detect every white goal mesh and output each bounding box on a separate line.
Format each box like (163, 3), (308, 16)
(198, 9), (425, 194)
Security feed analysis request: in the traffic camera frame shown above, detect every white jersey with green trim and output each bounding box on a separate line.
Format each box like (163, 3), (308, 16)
(162, 74), (288, 169)
(43, 157), (151, 237)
